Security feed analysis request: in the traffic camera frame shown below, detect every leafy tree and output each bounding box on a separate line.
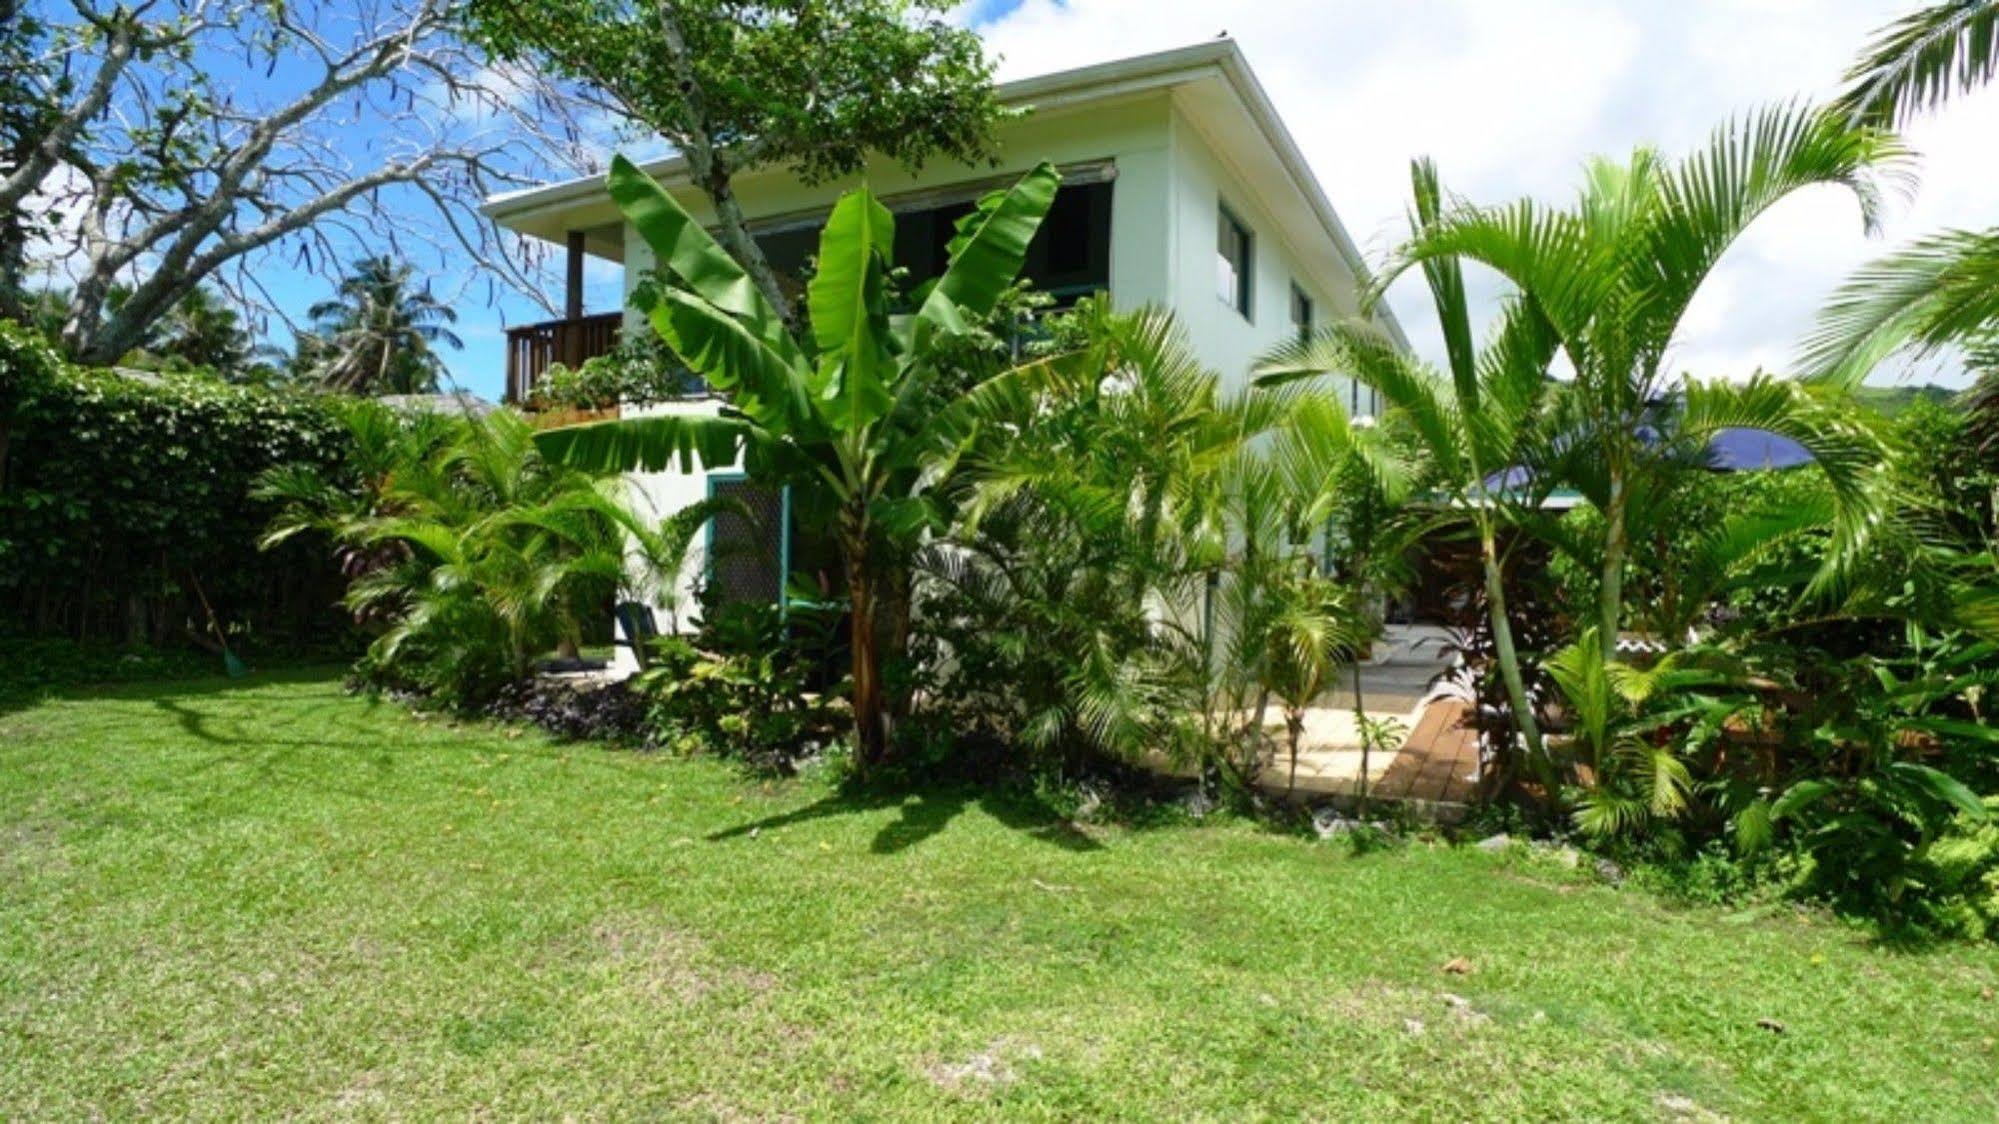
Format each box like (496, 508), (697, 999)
(305, 258), (465, 395)
(468, 0), (1006, 340)
(3, 0), (561, 366)
(534, 156), (1061, 771)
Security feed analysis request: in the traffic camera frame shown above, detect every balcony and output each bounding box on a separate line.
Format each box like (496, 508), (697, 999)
(504, 311), (622, 404)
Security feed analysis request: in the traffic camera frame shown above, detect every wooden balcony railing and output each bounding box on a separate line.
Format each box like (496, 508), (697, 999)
(504, 312), (622, 403)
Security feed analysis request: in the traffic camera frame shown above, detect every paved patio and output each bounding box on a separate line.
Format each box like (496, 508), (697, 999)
(1250, 628), (1483, 811)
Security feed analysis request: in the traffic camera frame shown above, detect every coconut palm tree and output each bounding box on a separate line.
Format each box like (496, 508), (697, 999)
(534, 155), (1064, 771)
(307, 257), (464, 395)
(141, 286), (265, 375)
(1370, 108), (1910, 656)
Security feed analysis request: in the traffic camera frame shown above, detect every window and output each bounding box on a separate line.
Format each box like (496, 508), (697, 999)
(1216, 204), (1253, 318)
(904, 180), (1113, 309)
(1289, 283), (1313, 340)
(706, 477), (789, 607)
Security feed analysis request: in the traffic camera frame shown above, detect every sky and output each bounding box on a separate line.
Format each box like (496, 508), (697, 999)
(69, 0), (1988, 402)
(956, 0), (1999, 395)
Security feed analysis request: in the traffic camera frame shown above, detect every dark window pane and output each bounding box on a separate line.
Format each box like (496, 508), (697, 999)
(1218, 204), (1252, 317)
(707, 479), (785, 606)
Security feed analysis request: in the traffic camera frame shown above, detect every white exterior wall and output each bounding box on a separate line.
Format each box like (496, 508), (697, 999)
(610, 397), (738, 671)
(1163, 99), (1377, 414)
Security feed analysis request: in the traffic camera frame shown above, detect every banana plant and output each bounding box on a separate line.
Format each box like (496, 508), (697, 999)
(535, 155), (1064, 771)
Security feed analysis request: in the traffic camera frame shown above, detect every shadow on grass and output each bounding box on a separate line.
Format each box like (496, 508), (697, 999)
(0, 654), (355, 718)
(708, 784), (1104, 856)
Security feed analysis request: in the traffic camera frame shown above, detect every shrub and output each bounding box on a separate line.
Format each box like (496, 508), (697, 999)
(636, 593), (844, 773)
(0, 319), (356, 659)
(525, 333), (702, 412)
(485, 677), (652, 744)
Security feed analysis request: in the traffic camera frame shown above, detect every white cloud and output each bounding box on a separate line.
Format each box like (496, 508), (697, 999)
(974, 0), (1999, 386)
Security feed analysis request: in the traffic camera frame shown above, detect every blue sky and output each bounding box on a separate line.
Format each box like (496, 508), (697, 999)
(49, 1), (1994, 399)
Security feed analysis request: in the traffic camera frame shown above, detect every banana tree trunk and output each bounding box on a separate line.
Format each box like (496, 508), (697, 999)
(842, 515), (888, 773)
(882, 561), (914, 734)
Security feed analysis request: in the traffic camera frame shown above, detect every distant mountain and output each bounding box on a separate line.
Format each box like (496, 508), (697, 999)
(1853, 384), (1958, 416)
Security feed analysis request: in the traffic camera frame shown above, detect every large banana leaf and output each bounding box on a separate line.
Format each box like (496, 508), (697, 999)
(647, 287), (815, 433)
(535, 411), (755, 475)
(807, 188), (898, 431)
(607, 155), (803, 368)
(911, 162), (1061, 348)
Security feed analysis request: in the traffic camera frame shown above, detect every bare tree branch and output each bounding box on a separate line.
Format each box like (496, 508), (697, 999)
(7, 0), (593, 365)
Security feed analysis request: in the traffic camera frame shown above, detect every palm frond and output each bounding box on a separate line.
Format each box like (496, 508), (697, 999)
(1798, 228), (1999, 389)
(1836, 0), (1999, 127)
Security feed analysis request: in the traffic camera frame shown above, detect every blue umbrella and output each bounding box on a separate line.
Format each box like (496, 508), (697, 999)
(1703, 427), (1815, 470)
(1482, 427), (1814, 490)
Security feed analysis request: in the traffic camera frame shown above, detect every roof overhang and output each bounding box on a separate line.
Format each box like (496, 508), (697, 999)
(481, 38), (1408, 349)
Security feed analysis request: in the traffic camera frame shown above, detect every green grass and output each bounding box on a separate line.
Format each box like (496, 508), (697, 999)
(2, 672), (1995, 1120)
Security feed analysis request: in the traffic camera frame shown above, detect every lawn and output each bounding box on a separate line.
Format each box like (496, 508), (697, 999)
(2, 673), (1995, 1120)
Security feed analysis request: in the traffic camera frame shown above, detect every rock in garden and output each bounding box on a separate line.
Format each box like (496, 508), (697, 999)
(1312, 808), (1358, 838)
(1179, 788), (1216, 819)
(1073, 784), (1104, 822)
(1474, 833), (1511, 853)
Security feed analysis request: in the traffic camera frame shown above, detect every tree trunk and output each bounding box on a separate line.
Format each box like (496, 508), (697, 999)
(652, 4), (799, 340)
(843, 519), (887, 773)
(1598, 469), (1627, 663)
(881, 560), (914, 734)
(1286, 712), (1304, 794)
(1353, 661), (1372, 817)
(1481, 529), (1553, 797)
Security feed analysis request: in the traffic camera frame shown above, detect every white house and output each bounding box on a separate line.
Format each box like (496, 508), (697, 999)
(481, 39), (1407, 663)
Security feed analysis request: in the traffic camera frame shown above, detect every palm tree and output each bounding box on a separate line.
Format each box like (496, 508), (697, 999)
(262, 405), (632, 700)
(149, 286), (262, 375)
(1257, 158), (1564, 786)
(307, 257), (464, 395)
(535, 155), (1064, 771)
(1275, 402), (1427, 811)
(943, 302), (1309, 784)
(1805, 3), (1999, 430)
(1371, 108), (1909, 655)
(1834, 0), (1999, 127)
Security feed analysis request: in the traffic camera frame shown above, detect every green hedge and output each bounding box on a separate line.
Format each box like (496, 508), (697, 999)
(0, 321), (357, 667)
